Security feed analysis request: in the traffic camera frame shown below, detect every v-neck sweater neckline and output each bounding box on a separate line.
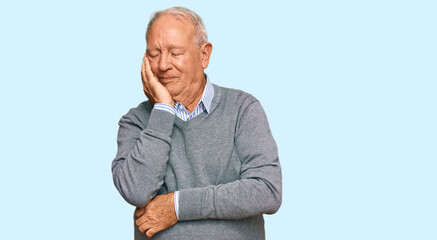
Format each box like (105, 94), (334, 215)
(173, 84), (222, 130)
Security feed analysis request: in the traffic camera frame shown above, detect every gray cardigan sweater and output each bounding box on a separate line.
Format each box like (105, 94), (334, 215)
(112, 84), (282, 239)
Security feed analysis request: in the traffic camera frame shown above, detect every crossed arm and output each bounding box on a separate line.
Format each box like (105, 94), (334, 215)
(112, 54), (281, 238)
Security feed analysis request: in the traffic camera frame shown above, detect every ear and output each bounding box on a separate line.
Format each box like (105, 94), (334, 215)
(200, 42), (213, 69)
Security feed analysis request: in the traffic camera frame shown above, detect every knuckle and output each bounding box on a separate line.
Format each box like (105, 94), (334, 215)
(146, 231), (154, 238)
(139, 225), (147, 233)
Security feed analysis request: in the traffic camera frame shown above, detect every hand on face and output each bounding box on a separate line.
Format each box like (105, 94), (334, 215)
(141, 53), (174, 107)
(135, 192), (178, 238)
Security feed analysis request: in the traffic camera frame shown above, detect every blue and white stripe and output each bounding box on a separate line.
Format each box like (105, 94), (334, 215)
(154, 102), (176, 115)
(174, 76), (214, 121)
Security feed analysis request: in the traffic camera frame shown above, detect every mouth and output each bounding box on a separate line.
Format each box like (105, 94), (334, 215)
(158, 77), (178, 83)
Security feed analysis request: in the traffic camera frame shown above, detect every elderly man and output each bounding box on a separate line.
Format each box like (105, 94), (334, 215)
(112, 6), (281, 240)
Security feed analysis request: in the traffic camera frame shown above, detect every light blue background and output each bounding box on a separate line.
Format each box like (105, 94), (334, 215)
(1, 0), (436, 239)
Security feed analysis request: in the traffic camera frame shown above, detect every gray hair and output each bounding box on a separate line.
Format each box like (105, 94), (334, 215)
(146, 7), (208, 46)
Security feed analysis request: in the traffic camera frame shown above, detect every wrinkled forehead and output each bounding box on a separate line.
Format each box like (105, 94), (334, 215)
(146, 13), (196, 41)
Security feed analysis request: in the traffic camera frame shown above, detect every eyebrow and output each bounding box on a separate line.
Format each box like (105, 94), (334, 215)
(168, 44), (185, 50)
(146, 47), (160, 52)
(147, 44), (185, 52)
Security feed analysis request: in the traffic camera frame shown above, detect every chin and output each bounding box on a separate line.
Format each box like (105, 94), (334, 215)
(165, 86), (180, 98)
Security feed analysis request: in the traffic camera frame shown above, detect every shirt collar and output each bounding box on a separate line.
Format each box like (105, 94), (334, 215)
(173, 74), (214, 114)
(200, 74), (214, 114)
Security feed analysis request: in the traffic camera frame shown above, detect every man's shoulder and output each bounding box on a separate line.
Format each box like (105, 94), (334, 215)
(213, 84), (269, 130)
(213, 84), (259, 107)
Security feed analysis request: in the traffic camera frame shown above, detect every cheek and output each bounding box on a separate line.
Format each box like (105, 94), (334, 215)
(171, 58), (187, 73)
(149, 61), (160, 74)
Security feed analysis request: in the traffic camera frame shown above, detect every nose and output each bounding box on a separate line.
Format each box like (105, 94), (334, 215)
(158, 52), (172, 72)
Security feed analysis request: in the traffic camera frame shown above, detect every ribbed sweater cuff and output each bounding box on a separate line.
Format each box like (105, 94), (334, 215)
(177, 188), (204, 221)
(146, 108), (175, 135)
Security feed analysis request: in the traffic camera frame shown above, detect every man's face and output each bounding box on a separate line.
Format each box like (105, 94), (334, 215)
(146, 14), (206, 99)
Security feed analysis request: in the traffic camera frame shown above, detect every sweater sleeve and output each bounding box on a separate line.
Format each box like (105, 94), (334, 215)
(112, 108), (175, 207)
(177, 101), (282, 220)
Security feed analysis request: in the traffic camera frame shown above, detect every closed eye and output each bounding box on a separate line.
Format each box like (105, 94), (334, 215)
(148, 53), (159, 59)
(171, 52), (184, 57)
(146, 50), (160, 59)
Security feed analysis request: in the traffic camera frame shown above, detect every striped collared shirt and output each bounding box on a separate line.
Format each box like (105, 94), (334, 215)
(152, 75), (214, 220)
(153, 75), (214, 121)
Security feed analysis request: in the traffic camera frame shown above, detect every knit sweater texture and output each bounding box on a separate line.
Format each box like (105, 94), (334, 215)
(112, 84), (282, 240)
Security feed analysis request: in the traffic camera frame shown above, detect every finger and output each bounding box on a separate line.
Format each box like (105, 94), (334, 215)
(143, 85), (155, 104)
(141, 56), (148, 93)
(143, 79), (151, 95)
(135, 207), (146, 218)
(138, 219), (158, 234)
(146, 228), (159, 239)
(135, 214), (150, 226)
(143, 55), (156, 83)
(141, 53), (147, 80)
(141, 56), (155, 102)
(138, 222), (152, 234)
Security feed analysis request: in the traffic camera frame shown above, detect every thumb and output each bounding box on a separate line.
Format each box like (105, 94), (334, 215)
(135, 207), (145, 218)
